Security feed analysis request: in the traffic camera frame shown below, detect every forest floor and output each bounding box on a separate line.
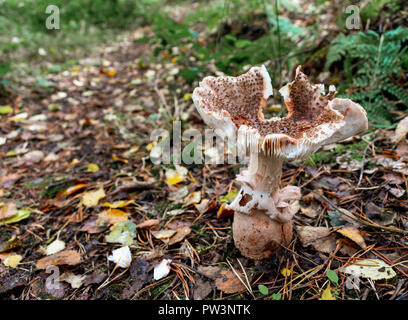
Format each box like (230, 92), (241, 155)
(1, 22), (408, 300)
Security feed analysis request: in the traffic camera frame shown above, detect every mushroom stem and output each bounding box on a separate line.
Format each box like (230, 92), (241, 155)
(229, 153), (300, 260)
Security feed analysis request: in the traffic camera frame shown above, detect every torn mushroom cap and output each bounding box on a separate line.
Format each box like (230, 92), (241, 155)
(192, 65), (368, 161)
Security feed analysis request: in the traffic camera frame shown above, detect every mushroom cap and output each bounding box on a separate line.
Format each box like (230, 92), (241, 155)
(192, 65), (368, 160)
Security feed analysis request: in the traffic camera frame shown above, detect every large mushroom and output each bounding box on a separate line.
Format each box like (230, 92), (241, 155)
(192, 65), (368, 260)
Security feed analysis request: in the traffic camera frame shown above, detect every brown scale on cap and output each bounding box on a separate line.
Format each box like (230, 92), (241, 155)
(195, 67), (343, 140)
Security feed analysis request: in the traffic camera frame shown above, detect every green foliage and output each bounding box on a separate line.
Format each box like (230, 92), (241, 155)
(258, 284), (269, 295)
(326, 28), (408, 127)
(326, 269), (339, 284)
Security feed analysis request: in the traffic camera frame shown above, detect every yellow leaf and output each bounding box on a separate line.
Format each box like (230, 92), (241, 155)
(112, 154), (128, 163)
(103, 200), (135, 209)
(4, 254), (22, 268)
(97, 209), (128, 226)
(281, 268), (291, 277)
(166, 173), (185, 185)
(336, 226), (367, 249)
(81, 188), (105, 207)
(86, 163), (99, 173)
(320, 284), (336, 300)
(183, 93), (192, 100)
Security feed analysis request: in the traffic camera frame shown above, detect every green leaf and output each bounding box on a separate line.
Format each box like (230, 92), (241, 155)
(0, 209), (31, 226)
(326, 269), (339, 284)
(48, 104), (61, 111)
(0, 106), (13, 115)
(271, 293), (282, 300)
(258, 285), (269, 295)
(105, 221), (137, 246)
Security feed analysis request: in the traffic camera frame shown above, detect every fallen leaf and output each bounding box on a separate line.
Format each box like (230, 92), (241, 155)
(392, 116), (408, 143)
(183, 191), (201, 207)
(46, 239), (66, 255)
(4, 254), (22, 268)
(96, 209), (129, 226)
(168, 227), (191, 245)
(340, 259), (396, 281)
(23, 150), (44, 163)
(217, 203), (234, 219)
(65, 184), (87, 196)
(151, 229), (177, 241)
(0, 106), (13, 114)
(0, 203), (17, 220)
(194, 199), (217, 214)
(36, 250), (81, 269)
(297, 226), (337, 253)
(112, 154), (128, 163)
(81, 188), (105, 207)
(136, 219), (160, 229)
(168, 186), (189, 200)
(389, 187), (405, 198)
(336, 226), (367, 249)
(167, 209), (185, 216)
(166, 173), (185, 185)
(86, 163), (99, 173)
(60, 272), (86, 289)
(320, 284), (335, 300)
(281, 268), (291, 277)
(105, 221), (137, 246)
(165, 165), (188, 185)
(215, 270), (247, 293)
(103, 200), (135, 209)
(0, 208), (32, 226)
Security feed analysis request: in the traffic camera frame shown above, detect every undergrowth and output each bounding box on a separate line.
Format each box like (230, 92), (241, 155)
(326, 27), (408, 127)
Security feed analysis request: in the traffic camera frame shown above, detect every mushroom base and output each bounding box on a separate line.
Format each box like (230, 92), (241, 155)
(233, 210), (293, 260)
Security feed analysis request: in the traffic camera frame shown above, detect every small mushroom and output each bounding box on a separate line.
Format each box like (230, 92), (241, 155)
(193, 65), (368, 259)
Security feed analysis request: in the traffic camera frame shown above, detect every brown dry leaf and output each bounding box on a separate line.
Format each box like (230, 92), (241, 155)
(60, 272), (86, 289)
(217, 203), (234, 219)
(194, 199), (217, 214)
(0, 203), (17, 220)
(297, 226), (337, 253)
(392, 116), (408, 143)
(183, 191), (201, 207)
(136, 219), (160, 229)
(0, 173), (20, 188)
(36, 250), (81, 270)
(300, 202), (320, 218)
(215, 270), (247, 293)
(151, 229), (177, 241)
(168, 227), (191, 245)
(336, 226), (367, 249)
(382, 173), (404, 185)
(80, 219), (105, 234)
